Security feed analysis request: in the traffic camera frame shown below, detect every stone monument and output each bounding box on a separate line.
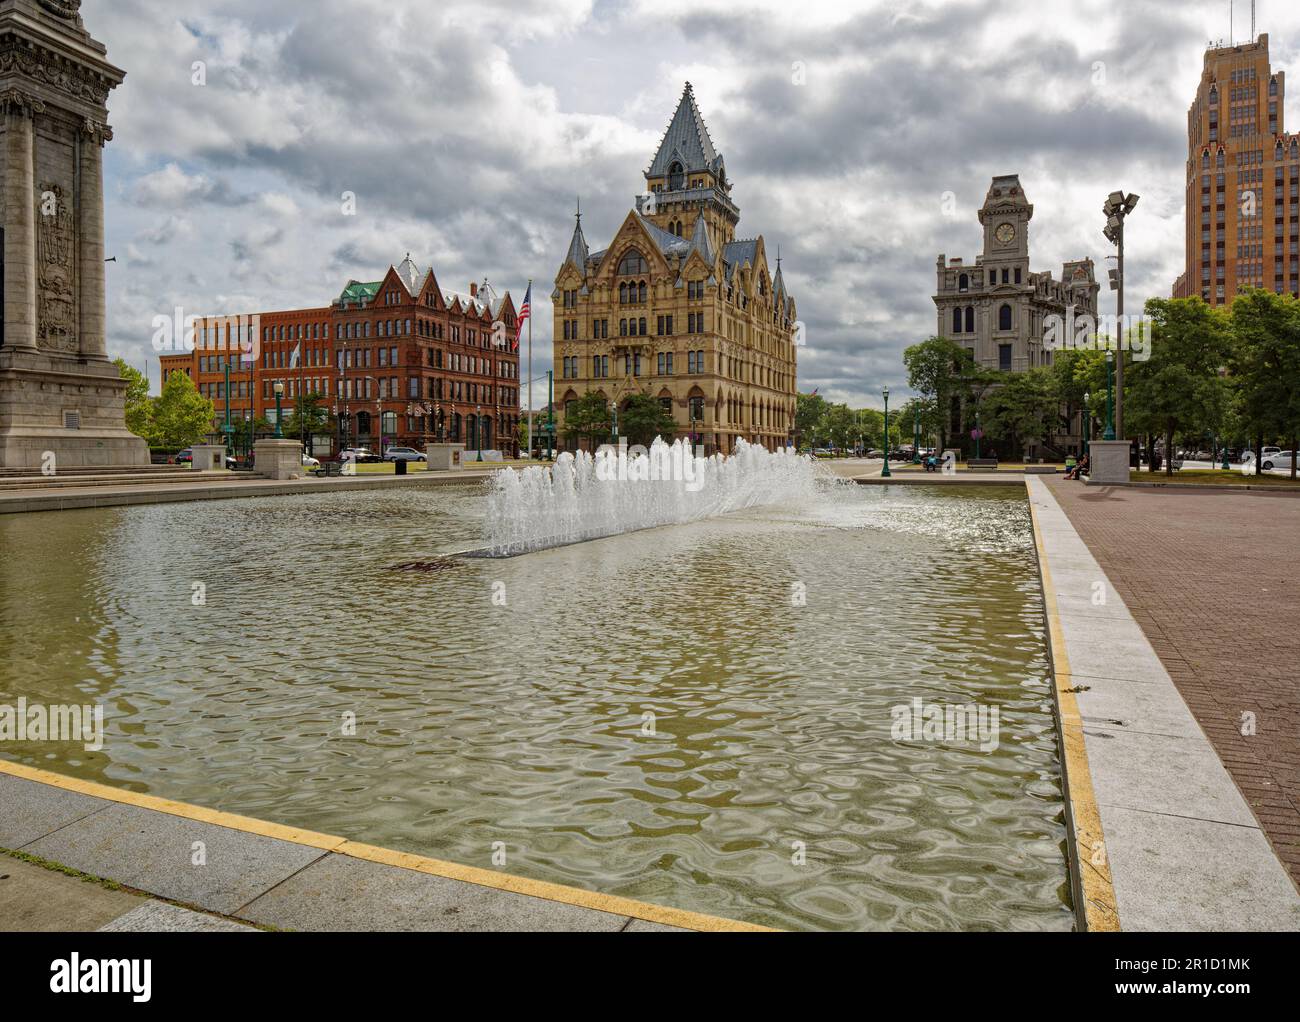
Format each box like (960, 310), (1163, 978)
(0, 0), (147, 469)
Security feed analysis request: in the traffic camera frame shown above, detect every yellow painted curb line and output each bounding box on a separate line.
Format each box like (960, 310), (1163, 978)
(1027, 493), (1121, 932)
(0, 759), (773, 933)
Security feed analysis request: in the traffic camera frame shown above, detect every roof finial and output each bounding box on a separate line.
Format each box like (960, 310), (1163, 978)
(575, 196), (581, 224)
(776, 244), (782, 270)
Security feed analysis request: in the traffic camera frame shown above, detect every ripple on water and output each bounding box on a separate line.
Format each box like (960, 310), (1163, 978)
(0, 482), (1070, 930)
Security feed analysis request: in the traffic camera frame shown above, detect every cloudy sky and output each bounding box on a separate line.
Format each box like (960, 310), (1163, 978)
(87, 0), (1300, 406)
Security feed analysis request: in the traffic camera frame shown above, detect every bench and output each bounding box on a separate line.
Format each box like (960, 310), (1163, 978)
(311, 462), (346, 478)
(966, 458), (1000, 472)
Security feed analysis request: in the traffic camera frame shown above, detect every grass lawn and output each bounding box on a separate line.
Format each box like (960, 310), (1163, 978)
(1130, 468), (1300, 487)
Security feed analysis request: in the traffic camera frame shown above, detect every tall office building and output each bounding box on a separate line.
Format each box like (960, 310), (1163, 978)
(1175, 33), (1300, 305)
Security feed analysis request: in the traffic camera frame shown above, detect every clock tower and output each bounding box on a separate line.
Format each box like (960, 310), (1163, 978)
(979, 174), (1032, 267)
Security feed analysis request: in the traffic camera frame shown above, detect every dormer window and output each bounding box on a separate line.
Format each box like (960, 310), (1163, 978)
(668, 161), (684, 191)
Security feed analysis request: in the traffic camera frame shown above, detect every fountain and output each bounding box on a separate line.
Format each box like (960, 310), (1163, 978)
(479, 438), (831, 557)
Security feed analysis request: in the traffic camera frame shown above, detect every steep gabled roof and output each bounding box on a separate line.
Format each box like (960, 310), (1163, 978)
(647, 82), (724, 180)
(688, 213), (714, 265)
(395, 254), (422, 294)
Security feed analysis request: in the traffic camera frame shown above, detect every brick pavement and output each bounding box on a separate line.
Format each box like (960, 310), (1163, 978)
(1044, 477), (1300, 887)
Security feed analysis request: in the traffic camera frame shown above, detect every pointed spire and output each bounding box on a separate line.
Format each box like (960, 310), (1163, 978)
(563, 200), (589, 272)
(688, 213), (714, 265)
(646, 81), (722, 181)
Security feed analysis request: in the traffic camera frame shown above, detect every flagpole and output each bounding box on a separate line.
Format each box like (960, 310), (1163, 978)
(526, 278), (533, 458)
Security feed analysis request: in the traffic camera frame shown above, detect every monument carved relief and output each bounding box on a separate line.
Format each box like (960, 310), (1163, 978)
(37, 183), (78, 354)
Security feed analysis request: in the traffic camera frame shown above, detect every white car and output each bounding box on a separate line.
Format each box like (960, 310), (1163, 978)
(383, 446), (427, 463)
(302, 453), (320, 468)
(1260, 451), (1295, 471)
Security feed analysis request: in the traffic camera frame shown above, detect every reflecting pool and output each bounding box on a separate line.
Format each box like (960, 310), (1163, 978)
(0, 482), (1071, 930)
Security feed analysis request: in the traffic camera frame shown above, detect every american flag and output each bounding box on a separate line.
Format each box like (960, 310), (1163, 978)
(514, 282), (531, 352)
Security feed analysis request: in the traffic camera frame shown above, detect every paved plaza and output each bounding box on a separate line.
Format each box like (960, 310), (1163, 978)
(1043, 476), (1300, 888)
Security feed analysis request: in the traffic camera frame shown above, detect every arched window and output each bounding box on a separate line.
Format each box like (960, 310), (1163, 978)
(952, 307), (962, 333)
(999, 304), (1013, 331)
(639, 317), (647, 336)
(959, 273), (969, 292)
(668, 161), (684, 190)
(619, 282), (628, 304)
(965, 306), (974, 333)
(638, 282), (646, 303)
(618, 249), (648, 276)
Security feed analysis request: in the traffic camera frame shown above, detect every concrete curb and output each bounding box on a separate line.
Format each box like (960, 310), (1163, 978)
(0, 468), (492, 515)
(0, 759), (771, 933)
(1025, 476), (1300, 932)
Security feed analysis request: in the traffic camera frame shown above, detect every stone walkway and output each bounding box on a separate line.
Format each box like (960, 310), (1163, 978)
(1044, 476), (1300, 889)
(0, 761), (760, 932)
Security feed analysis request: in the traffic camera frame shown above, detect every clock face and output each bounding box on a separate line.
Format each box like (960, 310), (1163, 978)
(995, 223), (1016, 245)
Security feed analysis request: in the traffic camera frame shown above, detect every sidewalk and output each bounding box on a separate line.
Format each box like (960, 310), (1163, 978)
(0, 760), (764, 933)
(1042, 476), (1300, 888)
(1028, 476), (1300, 930)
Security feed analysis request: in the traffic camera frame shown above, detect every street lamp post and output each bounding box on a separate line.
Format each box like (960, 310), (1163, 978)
(1102, 190), (1139, 441)
(1083, 392), (1091, 456)
(881, 386), (891, 478)
(546, 370), (554, 460)
(273, 381), (284, 438)
(1104, 351), (1115, 441)
(913, 406), (921, 463)
(476, 404), (483, 462)
(1221, 435), (1231, 471)
(974, 408), (981, 461)
(610, 400), (619, 444)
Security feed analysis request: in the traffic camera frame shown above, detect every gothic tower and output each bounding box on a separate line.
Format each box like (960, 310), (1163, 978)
(0, 0), (148, 468)
(637, 82), (740, 257)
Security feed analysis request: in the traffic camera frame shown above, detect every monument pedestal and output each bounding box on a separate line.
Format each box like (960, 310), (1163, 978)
(426, 443), (465, 471)
(0, 0), (149, 470)
(191, 444), (226, 471)
(1086, 440), (1131, 485)
(254, 439), (301, 480)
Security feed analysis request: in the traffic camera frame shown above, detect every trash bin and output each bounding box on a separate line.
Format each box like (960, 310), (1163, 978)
(395, 459), (407, 476)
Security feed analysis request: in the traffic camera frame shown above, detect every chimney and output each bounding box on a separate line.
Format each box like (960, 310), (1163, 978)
(469, 282), (478, 297)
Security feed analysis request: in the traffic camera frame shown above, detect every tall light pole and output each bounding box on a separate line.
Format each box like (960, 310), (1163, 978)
(912, 405), (921, 464)
(881, 386), (891, 478)
(476, 403), (483, 462)
(1103, 190), (1139, 442)
(1104, 351), (1115, 441)
(1083, 392), (1091, 457)
(273, 381), (284, 438)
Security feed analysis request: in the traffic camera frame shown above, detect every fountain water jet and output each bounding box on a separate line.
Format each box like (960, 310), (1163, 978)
(477, 438), (831, 557)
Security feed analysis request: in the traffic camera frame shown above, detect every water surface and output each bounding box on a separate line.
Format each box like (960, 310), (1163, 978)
(0, 482), (1070, 930)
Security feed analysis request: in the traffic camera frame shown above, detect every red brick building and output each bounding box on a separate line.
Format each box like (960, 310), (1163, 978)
(159, 256), (521, 455)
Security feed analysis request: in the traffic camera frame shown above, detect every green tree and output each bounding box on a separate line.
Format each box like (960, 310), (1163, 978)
(562, 391), (612, 450)
(150, 370), (214, 448)
(795, 392), (828, 449)
(1128, 298), (1231, 476)
(821, 403), (856, 451)
(1229, 289), (1300, 477)
(114, 358), (153, 440)
(620, 393), (678, 447)
(281, 391), (332, 441)
(903, 336), (990, 454)
(983, 368), (1058, 458)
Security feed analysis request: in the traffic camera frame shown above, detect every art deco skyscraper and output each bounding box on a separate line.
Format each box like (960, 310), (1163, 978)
(1175, 33), (1300, 306)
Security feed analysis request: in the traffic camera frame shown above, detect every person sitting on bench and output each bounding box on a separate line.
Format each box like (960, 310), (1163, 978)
(1065, 453), (1090, 480)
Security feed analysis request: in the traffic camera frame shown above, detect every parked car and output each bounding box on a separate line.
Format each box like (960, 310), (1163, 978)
(866, 449), (884, 458)
(1261, 451), (1296, 471)
(383, 446), (427, 463)
(301, 453), (320, 468)
(339, 447), (382, 464)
